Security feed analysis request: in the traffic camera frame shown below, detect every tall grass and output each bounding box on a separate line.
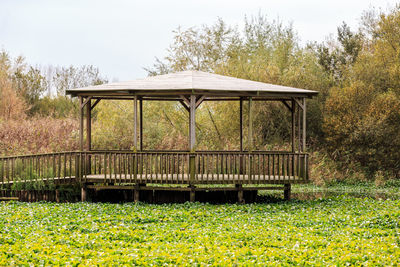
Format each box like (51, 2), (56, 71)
(0, 117), (79, 156)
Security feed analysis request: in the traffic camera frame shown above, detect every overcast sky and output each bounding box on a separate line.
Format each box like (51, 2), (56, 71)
(0, 0), (397, 81)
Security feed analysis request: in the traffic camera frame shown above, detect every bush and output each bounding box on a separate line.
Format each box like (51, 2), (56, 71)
(0, 117), (79, 155)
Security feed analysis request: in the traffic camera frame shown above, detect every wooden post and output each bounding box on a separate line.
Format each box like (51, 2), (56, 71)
(239, 97), (243, 152)
(239, 97), (243, 175)
(284, 183), (291, 200)
(86, 98), (92, 175)
(133, 96), (138, 151)
(302, 98), (306, 152)
(300, 97), (307, 179)
(81, 186), (87, 202)
(298, 103), (301, 153)
(248, 97), (253, 152)
(236, 184), (244, 204)
(291, 100), (295, 180)
(248, 97), (253, 180)
(190, 185), (195, 202)
(134, 184), (140, 203)
(139, 98), (143, 151)
(55, 189), (60, 203)
(79, 96), (84, 151)
(189, 95), (196, 151)
(291, 100), (295, 153)
(189, 95), (196, 198)
(86, 98), (91, 151)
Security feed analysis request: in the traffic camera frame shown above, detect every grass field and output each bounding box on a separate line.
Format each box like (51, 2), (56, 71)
(0, 193), (399, 265)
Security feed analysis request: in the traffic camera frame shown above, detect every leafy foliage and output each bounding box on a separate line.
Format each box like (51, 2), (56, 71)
(144, 14), (332, 149)
(323, 6), (400, 178)
(0, 197), (399, 265)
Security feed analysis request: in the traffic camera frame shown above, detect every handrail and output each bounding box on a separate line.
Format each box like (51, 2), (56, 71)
(0, 151), (309, 186)
(0, 150), (307, 159)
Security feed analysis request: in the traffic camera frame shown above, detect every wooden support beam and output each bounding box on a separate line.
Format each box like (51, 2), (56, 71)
(284, 184), (291, 200)
(303, 98), (306, 152)
(293, 98), (304, 110)
(179, 100), (190, 112)
(236, 184), (244, 204)
(86, 185), (286, 191)
(281, 100), (293, 112)
(86, 98), (91, 151)
(133, 96), (138, 151)
(81, 186), (87, 202)
(81, 96), (92, 109)
(139, 98), (143, 151)
(90, 99), (101, 111)
(79, 96), (84, 151)
(195, 95), (205, 108)
(190, 185), (195, 202)
(248, 97), (253, 152)
(189, 95), (196, 151)
(291, 100), (295, 153)
(189, 95), (196, 188)
(298, 103), (301, 153)
(239, 97), (243, 152)
(180, 95), (190, 106)
(134, 184), (140, 203)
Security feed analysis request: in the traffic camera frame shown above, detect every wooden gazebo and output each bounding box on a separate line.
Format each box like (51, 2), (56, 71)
(0, 71), (317, 202)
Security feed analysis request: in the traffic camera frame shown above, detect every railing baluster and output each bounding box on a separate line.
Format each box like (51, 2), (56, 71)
(257, 154), (262, 183)
(1, 158), (4, 185)
(128, 153), (131, 183)
(146, 153), (149, 183)
(6, 159), (9, 183)
(176, 154), (180, 183)
(272, 154), (275, 180)
(286, 154), (289, 180)
(158, 153), (162, 184)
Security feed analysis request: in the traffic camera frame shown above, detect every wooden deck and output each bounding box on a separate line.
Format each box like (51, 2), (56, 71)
(0, 151), (309, 186)
(0, 151), (307, 201)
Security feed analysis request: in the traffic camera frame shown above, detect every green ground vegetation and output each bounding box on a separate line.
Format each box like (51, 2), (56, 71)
(0, 194), (399, 265)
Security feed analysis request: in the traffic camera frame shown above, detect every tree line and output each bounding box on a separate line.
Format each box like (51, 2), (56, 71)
(0, 6), (399, 183)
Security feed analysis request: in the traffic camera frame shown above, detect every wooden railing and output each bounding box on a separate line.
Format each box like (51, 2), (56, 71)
(0, 152), (78, 187)
(0, 151), (309, 186)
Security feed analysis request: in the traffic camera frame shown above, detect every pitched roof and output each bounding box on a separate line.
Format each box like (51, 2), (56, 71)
(66, 70), (318, 97)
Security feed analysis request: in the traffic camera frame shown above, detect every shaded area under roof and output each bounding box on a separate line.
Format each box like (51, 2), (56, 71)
(66, 70), (318, 99)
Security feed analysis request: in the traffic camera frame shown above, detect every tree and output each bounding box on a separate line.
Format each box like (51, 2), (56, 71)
(317, 22), (363, 83)
(0, 51), (28, 120)
(145, 18), (236, 75)
(53, 65), (107, 95)
(145, 14), (331, 150)
(323, 6), (400, 178)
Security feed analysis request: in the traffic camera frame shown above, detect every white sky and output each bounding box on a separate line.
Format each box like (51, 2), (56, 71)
(0, 0), (397, 81)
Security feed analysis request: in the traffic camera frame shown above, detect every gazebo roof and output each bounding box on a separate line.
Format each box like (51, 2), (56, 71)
(66, 70), (318, 99)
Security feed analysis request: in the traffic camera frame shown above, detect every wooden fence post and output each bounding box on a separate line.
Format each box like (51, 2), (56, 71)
(81, 186), (87, 202)
(284, 184), (291, 200)
(236, 184), (244, 204)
